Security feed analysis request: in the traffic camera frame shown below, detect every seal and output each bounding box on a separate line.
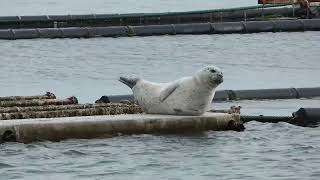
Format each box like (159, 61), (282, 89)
(119, 65), (223, 116)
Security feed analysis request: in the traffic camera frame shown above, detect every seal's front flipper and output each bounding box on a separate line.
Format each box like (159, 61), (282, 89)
(159, 82), (179, 102)
(119, 77), (139, 89)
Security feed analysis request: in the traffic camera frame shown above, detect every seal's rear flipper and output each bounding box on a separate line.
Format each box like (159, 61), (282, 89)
(119, 77), (139, 89)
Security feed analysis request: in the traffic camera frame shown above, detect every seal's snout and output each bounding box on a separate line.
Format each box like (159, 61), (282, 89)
(215, 77), (223, 84)
(213, 73), (223, 84)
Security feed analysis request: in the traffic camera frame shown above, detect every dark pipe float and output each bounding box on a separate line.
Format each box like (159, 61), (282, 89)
(1, 19), (320, 40)
(241, 108), (320, 127)
(290, 108), (320, 127)
(0, 112), (242, 143)
(0, 5), (296, 29)
(215, 87), (320, 101)
(96, 87), (320, 103)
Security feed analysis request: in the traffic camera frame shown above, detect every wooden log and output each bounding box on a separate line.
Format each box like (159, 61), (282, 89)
(0, 103), (136, 113)
(0, 104), (143, 120)
(0, 96), (77, 107)
(0, 112), (242, 143)
(0, 92), (55, 101)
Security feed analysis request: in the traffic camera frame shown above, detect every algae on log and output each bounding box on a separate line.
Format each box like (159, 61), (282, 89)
(0, 103), (137, 113)
(0, 96), (77, 107)
(0, 104), (143, 120)
(0, 92), (56, 101)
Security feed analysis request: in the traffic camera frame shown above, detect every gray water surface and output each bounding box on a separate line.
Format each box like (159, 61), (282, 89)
(1, 32), (319, 103)
(1, 0), (256, 16)
(1, 123), (320, 180)
(0, 30), (320, 179)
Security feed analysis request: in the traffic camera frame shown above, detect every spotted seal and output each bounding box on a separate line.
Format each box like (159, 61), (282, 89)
(119, 65), (223, 115)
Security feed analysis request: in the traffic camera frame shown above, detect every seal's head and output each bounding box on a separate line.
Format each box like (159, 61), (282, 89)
(195, 65), (223, 87)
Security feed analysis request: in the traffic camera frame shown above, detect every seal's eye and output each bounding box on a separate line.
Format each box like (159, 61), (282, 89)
(210, 69), (216, 73)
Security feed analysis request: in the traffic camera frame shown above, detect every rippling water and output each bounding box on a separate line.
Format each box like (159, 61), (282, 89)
(1, 1), (320, 178)
(0, 31), (319, 180)
(1, 123), (320, 179)
(1, 32), (319, 103)
(1, 0), (256, 16)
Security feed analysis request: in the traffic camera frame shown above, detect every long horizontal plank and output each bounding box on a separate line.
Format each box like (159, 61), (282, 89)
(0, 113), (242, 143)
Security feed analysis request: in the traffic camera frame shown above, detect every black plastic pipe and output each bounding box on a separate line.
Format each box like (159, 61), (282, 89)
(290, 108), (320, 127)
(1, 19), (320, 40)
(241, 108), (320, 127)
(95, 87), (320, 103)
(241, 115), (292, 123)
(0, 5), (295, 29)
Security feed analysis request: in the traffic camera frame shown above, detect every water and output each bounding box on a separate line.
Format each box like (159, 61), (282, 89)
(1, 0), (257, 16)
(1, 31), (319, 180)
(1, 1), (320, 179)
(1, 32), (319, 104)
(1, 124), (320, 180)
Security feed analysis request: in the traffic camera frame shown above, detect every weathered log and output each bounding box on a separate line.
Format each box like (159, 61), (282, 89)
(0, 92), (55, 101)
(0, 104), (143, 120)
(0, 96), (77, 107)
(0, 112), (242, 143)
(0, 103), (135, 113)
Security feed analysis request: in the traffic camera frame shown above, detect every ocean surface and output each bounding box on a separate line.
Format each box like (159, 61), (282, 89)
(1, 1), (320, 179)
(1, 0), (257, 16)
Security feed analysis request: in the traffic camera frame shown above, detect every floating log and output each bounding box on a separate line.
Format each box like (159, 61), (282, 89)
(0, 103), (136, 113)
(0, 112), (243, 143)
(0, 96), (78, 107)
(0, 104), (143, 120)
(0, 92), (55, 101)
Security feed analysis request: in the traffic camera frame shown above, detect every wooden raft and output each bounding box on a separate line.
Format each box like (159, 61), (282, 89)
(0, 93), (243, 143)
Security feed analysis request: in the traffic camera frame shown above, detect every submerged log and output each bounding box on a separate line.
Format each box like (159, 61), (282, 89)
(0, 104), (143, 120)
(0, 96), (77, 107)
(0, 92), (56, 101)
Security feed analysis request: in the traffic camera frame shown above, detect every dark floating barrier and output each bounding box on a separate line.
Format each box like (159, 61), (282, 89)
(96, 87), (320, 103)
(1, 19), (320, 40)
(290, 108), (320, 127)
(95, 95), (134, 104)
(241, 115), (292, 123)
(215, 87), (320, 101)
(241, 108), (320, 127)
(0, 5), (301, 29)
